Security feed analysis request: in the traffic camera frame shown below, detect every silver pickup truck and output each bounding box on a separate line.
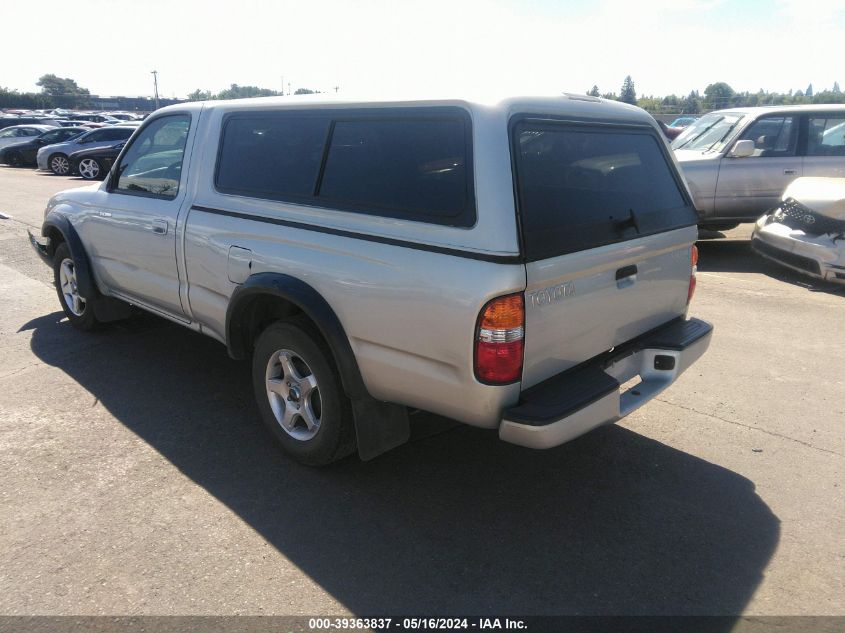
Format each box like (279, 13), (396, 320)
(30, 94), (712, 465)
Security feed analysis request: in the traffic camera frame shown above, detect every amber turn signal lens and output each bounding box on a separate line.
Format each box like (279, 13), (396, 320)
(691, 244), (699, 268)
(479, 294), (524, 330)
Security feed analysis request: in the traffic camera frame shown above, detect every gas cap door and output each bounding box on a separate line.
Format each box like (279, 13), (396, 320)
(227, 246), (253, 284)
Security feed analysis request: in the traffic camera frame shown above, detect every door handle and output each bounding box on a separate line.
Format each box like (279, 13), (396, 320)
(150, 219), (168, 235)
(615, 265), (638, 280)
(784, 169), (798, 175)
(615, 264), (638, 289)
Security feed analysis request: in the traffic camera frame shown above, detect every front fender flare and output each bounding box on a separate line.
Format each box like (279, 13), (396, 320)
(42, 214), (96, 300)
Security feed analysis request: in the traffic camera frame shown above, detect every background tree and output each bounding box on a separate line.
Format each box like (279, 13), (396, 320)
(587, 85), (600, 97)
(294, 88), (316, 95)
(703, 82), (734, 110)
(36, 74), (90, 108)
(681, 91), (701, 114)
(187, 89), (213, 101)
(619, 75), (637, 104)
(834, 82), (841, 94)
(806, 83), (813, 97)
(216, 84), (280, 100)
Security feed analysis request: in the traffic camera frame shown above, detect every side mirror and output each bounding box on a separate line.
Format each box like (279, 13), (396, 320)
(730, 140), (755, 158)
(112, 142), (125, 150)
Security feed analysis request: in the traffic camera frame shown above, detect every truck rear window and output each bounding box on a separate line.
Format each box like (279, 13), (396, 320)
(513, 121), (697, 260)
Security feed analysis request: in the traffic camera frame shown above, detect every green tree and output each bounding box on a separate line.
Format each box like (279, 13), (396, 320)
(36, 74), (90, 108)
(294, 88), (316, 95)
(36, 74), (89, 97)
(681, 91), (700, 114)
(703, 82), (734, 110)
(619, 75), (636, 105)
(187, 89), (213, 101)
(217, 84), (280, 100)
(587, 85), (600, 97)
(833, 81), (841, 94)
(806, 83), (813, 97)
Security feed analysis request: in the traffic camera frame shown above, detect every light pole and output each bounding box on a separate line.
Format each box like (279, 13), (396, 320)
(150, 70), (160, 110)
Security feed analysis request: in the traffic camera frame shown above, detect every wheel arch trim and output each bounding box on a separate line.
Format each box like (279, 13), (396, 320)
(225, 272), (369, 400)
(41, 215), (97, 299)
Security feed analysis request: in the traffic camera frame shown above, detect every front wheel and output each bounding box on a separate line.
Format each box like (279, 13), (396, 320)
(49, 153), (70, 176)
(78, 157), (102, 180)
(52, 242), (101, 331)
(252, 321), (355, 465)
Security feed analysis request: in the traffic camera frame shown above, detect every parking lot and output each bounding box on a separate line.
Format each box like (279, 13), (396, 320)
(0, 166), (842, 616)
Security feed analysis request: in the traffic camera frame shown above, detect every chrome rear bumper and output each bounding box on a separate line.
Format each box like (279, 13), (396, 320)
(499, 318), (713, 449)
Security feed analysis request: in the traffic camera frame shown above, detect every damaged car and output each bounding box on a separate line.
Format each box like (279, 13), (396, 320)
(752, 177), (845, 284)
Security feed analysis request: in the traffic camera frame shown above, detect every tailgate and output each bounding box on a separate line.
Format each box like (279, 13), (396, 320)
(521, 227), (695, 387)
(511, 117), (699, 389)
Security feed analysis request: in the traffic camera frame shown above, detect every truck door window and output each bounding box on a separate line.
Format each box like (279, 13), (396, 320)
(114, 114), (190, 199)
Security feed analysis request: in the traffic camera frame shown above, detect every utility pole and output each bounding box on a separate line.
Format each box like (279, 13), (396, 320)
(281, 76), (284, 96)
(150, 70), (160, 110)
(287, 82), (291, 96)
(333, 85), (339, 93)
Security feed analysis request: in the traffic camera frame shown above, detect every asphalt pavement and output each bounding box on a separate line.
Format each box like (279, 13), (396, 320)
(0, 167), (842, 617)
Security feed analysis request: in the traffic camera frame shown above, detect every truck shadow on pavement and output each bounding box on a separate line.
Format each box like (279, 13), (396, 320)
(696, 238), (845, 296)
(25, 311), (779, 618)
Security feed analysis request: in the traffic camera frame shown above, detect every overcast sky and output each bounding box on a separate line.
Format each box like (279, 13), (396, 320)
(5, 0), (844, 100)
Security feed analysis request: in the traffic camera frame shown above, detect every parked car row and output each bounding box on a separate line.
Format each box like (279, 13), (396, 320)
(0, 123), (138, 177)
(672, 104), (845, 230)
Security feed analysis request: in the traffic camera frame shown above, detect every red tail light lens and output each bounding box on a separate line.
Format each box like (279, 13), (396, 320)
(688, 244), (698, 304)
(474, 293), (525, 384)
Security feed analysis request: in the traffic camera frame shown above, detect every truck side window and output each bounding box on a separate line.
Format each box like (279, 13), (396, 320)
(216, 114), (330, 199)
(115, 114), (191, 199)
(317, 117), (473, 224)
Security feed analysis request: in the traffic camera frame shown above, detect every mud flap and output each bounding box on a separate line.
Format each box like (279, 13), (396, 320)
(352, 399), (410, 461)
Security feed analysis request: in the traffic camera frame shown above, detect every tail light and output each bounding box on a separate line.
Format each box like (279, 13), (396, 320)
(474, 293), (525, 384)
(687, 244), (699, 304)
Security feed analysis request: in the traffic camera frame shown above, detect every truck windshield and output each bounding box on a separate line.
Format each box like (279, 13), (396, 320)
(671, 113), (745, 152)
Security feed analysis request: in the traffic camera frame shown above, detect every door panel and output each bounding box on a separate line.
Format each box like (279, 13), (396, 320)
(84, 113), (193, 317)
(715, 114), (800, 219)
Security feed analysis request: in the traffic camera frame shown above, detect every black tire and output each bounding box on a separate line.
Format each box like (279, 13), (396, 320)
(6, 151), (22, 167)
(252, 320), (355, 466)
(52, 242), (101, 331)
(49, 153), (70, 176)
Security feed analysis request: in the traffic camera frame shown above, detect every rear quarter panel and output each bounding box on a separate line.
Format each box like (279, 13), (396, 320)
(181, 101), (526, 427)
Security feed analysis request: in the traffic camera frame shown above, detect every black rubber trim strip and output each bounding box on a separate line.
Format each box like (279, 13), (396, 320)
(226, 272), (369, 399)
(190, 205), (523, 264)
(505, 317), (713, 426)
(506, 364), (620, 426)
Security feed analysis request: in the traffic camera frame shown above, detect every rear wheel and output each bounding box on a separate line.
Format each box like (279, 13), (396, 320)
(78, 158), (102, 180)
(252, 321), (355, 465)
(52, 242), (101, 331)
(49, 153), (70, 176)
